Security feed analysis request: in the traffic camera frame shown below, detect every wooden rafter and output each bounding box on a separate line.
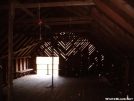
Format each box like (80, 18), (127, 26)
(92, 8), (134, 52)
(13, 0), (50, 28)
(1, 41), (42, 58)
(14, 40), (40, 55)
(91, 29), (123, 57)
(93, 0), (134, 35)
(91, 21), (126, 56)
(14, 39), (36, 57)
(110, 0), (134, 19)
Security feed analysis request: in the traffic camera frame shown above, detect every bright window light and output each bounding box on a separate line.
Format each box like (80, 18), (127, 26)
(36, 57), (59, 76)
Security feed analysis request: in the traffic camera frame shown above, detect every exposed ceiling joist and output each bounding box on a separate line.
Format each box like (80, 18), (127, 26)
(15, 28), (90, 35)
(92, 25), (122, 56)
(14, 21), (91, 26)
(16, 4), (35, 17)
(15, 1), (95, 8)
(89, 30), (121, 56)
(14, 0), (50, 28)
(63, 7), (84, 16)
(110, 0), (134, 19)
(46, 20), (90, 25)
(0, 1), (95, 9)
(91, 20), (127, 56)
(0, 41), (43, 58)
(15, 16), (93, 23)
(14, 41), (42, 54)
(92, 8), (134, 49)
(93, 0), (134, 35)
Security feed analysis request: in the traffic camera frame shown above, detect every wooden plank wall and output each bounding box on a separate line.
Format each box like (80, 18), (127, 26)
(0, 57), (34, 82)
(14, 58), (30, 72)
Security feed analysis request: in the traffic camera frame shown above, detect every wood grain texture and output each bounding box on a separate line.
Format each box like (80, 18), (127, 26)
(3, 75), (122, 101)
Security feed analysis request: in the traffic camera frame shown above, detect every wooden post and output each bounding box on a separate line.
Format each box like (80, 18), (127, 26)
(20, 58), (22, 71)
(13, 59), (16, 79)
(8, 1), (14, 101)
(15, 59), (19, 79)
(52, 46), (54, 89)
(26, 57), (28, 71)
(47, 64), (49, 75)
(24, 58), (26, 70)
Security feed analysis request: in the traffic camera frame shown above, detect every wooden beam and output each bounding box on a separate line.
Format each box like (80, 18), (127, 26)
(44, 21), (91, 25)
(14, 0), (35, 17)
(14, 0), (50, 28)
(88, 36), (110, 55)
(15, 1), (95, 8)
(15, 16), (92, 23)
(91, 21), (125, 56)
(63, 7), (83, 16)
(0, 1), (95, 9)
(1, 41), (42, 58)
(8, 1), (13, 101)
(14, 41), (42, 54)
(27, 42), (45, 56)
(14, 35), (25, 46)
(14, 37), (28, 51)
(110, 0), (134, 19)
(16, 39), (36, 56)
(93, 0), (134, 35)
(21, 38), (34, 48)
(14, 21), (91, 26)
(20, 46), (35, 57)
(13, 28), (90, 36)
(92, 8), (134, 54)
(27, 16), (92, 24)
(16, 40), (38, 57)
(0, 34), (17, 56)
(62, 6), (89, 16)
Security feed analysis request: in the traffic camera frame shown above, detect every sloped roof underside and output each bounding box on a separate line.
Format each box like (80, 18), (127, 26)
(0, 0), (134, 58)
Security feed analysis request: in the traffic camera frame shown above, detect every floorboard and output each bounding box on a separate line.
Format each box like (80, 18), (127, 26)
(2, 75), (122, 101)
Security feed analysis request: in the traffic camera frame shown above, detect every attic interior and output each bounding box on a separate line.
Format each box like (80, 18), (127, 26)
(0, 0), (134, 101)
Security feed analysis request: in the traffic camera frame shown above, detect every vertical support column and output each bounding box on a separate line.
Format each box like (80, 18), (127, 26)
(22, 58), (24, 70)
(123, 58), (129, 97)
(13, 59), (16, 79)
(23, 58), (26, 70)
(52, 46), (54, 89)
(15, 59), (18, 79)
(20, 58), (23, 71)
(8, 1), (14, 101)
(47, 64), (49, 75)
(26, 57), (29, 69)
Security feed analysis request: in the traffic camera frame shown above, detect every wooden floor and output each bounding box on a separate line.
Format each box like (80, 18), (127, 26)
(2, 75), (122, 101)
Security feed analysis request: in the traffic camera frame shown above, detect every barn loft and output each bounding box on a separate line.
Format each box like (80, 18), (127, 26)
(0, 0), (134, 101)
